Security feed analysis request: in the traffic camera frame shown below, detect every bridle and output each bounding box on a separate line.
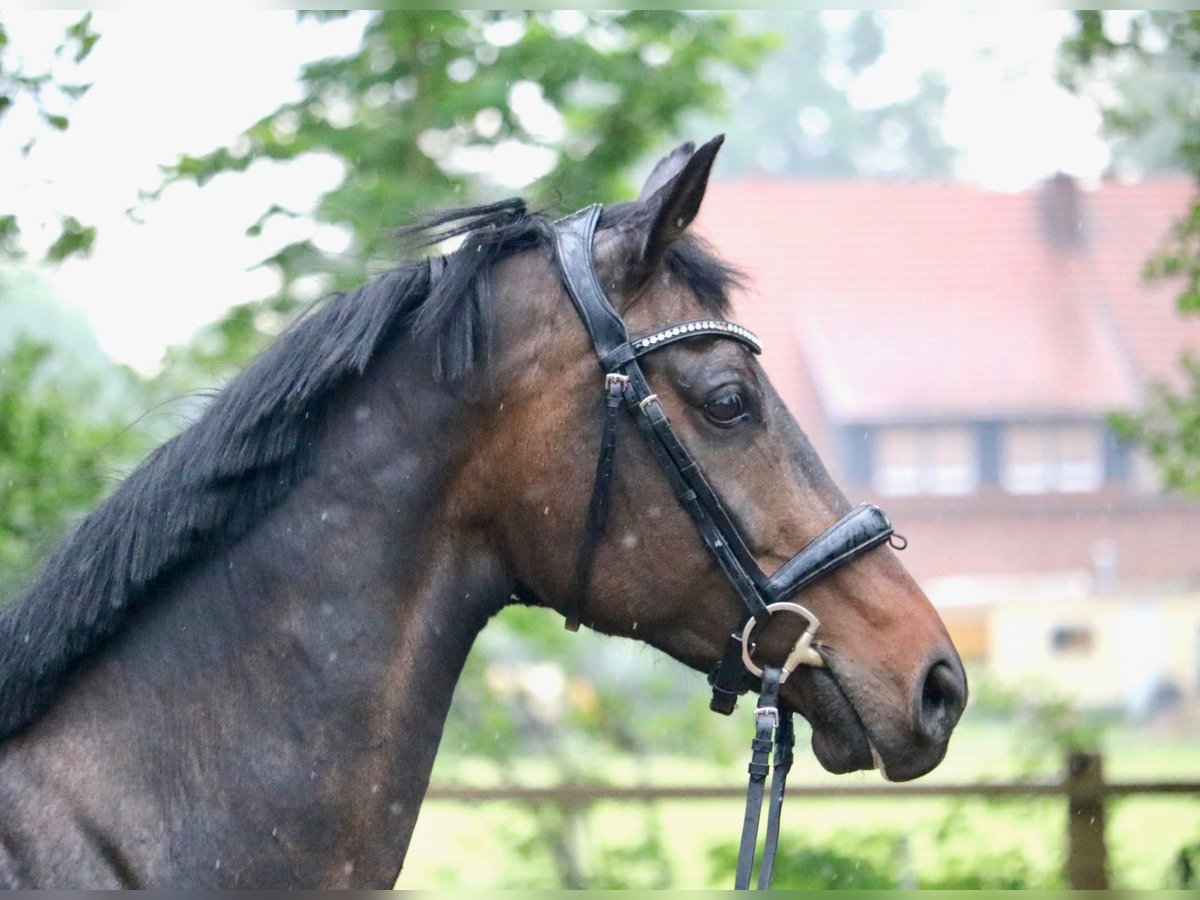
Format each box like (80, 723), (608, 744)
(548, 204), (904, 889)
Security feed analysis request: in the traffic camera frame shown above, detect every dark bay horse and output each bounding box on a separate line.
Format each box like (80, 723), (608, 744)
(0, 138), (965, 888)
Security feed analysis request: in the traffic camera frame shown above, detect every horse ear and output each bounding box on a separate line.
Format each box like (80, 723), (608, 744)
(639, 140), (695, 200)
(637, 134), (723, 267)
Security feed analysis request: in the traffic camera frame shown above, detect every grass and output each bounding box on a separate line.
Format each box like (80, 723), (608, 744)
(394, 713), (1200, 889)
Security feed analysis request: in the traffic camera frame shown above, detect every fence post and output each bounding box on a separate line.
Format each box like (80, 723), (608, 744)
(1065, 750), (1109, 890)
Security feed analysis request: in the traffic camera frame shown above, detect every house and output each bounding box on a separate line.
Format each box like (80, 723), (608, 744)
(696, 175), (1200, 711)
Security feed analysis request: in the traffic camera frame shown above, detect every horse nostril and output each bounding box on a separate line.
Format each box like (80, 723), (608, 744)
(917, 658), (967, 742)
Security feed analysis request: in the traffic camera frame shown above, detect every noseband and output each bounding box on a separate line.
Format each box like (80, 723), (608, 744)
(550, 204), (903, 889)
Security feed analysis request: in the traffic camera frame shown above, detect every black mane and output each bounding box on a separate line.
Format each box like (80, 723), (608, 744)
(0, 199), (740, 738)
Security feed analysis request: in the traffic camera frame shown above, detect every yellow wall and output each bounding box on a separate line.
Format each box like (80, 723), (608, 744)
(986, 593), (1200, 710)
(939, 608), (989, 662)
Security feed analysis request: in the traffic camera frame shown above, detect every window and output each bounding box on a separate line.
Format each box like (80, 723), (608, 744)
(873, 425), (978, 496)
(1001, 423), (1103, 494)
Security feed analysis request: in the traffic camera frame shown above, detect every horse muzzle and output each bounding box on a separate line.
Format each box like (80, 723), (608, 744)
(791, 645), (968, 782)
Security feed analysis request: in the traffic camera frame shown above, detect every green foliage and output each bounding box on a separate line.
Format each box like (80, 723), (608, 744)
(157, 10), (771, 382)
(0, 335), (145, 598)
(169, 10), (770, 290)
(486, 801), (673, 889)
(0, 215), (17, 257)
(968, 677), (1106, 777)
(1110, 354), (1200, 494)
(61, 12), (99, 66)
(709, 829), (902, 889)
(920, 812), (1058, 889)
(708, 814), (1056, 889)
(1061, 11), (1200, 178)
(1060, 12), (1200, 495)
(0, 13), (98, 262)
(586, 809), (673, 890)
(1061, 11), (1200, 310)
(44, 215), (96, 263)
(1175, 833), (1200, 888)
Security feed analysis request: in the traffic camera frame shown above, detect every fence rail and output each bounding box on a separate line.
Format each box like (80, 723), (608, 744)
(425, 752), (1200, 889)
(427, 778), (1198, 803)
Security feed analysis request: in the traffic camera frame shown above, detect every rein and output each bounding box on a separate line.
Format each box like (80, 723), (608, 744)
(549, 204), (903, 889)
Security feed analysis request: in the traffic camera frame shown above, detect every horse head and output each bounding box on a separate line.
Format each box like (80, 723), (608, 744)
(471, 137), (966, 782)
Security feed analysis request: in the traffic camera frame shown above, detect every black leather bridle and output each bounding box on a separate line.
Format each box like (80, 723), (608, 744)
(549, 204), (903, 889)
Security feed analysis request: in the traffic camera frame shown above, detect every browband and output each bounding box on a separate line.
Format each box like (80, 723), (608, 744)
(634, 320), (762, 355)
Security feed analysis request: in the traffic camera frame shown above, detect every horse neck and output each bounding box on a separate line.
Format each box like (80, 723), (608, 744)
(9, 342), (511, 888)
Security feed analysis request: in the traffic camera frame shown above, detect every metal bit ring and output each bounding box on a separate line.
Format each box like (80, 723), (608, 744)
(740, 601), (824, 683)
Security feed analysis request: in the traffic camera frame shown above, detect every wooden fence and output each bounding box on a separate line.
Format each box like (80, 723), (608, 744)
(426, 751), (1199, 889)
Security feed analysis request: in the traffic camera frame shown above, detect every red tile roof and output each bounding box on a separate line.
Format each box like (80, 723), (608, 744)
(696, 177), (1200, 431)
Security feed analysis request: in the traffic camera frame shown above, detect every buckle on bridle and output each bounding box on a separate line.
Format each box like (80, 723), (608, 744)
(754, 705), (780, 728)
(740, 601), (824, 684)
(605, 372), (629, 391)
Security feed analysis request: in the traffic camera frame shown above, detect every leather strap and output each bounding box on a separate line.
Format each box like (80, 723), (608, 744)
(621, 374), (772, 620)
(562, 374), (625, 631)
(735, 666), (784, 890)
(554, 205), (630, 366)
(766, 503), (894, 601)
(708, 632), (763, 714)
(758, 710), (794, 888)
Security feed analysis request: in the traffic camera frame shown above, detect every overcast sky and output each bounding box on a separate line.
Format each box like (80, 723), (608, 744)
(2, 10), (1112, 372)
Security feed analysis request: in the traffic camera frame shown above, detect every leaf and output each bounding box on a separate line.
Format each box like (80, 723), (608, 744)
(62, 12), (100, 64)
(245, 203), (301, 238)
(168, 148), (255, 187)
(44, 216), (96, 262)
(40, 111), (69, 131)
(1181, 287), (1200, 314)
(58, 83), (92, 101)
(0, 214), (20, 259)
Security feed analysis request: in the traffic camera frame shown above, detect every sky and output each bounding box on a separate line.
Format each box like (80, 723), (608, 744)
(2, 10), (1113, 373)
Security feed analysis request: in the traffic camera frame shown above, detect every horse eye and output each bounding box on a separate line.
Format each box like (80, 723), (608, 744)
(703, 391), (748, 427)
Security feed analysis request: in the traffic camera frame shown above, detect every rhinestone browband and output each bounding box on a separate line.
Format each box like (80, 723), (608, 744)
(631, 319), (763, 356)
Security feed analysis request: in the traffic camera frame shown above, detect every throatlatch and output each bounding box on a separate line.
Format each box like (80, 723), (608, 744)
(550, 203), (903, 889)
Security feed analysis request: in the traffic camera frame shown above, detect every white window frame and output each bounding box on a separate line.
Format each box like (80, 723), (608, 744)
(1001, 423), (1104, 494)
(872, 425), (979, 497)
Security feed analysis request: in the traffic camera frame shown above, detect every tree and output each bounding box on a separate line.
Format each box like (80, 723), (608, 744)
(168, 11), (770, 301)
(0, 12), (99, 262)
(0, 15), (152, 598)
(0, 329), (143, 597)
(700, 11), (956, 179)
(1060, 11), (1200, 494)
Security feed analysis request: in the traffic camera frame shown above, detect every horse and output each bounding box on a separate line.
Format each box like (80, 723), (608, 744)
(0, 137), (965, 888)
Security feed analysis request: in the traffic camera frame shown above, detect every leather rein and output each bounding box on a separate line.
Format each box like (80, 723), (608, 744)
(548, 204), (903, 889)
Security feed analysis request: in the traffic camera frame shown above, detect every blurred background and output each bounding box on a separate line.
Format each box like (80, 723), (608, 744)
(1, 8), (1198, 890)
